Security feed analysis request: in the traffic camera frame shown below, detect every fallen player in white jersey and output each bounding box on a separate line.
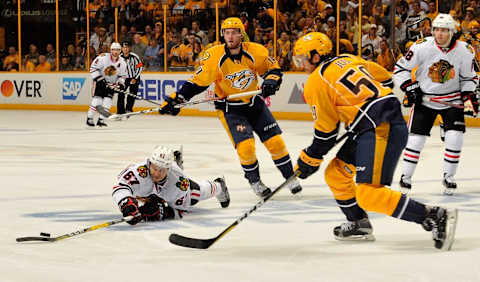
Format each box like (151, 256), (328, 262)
(112, 146), (230, 225)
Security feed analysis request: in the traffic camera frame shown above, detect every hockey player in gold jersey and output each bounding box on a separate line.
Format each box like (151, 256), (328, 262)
(292, 32), (458, 250)
(158, 17), (302, 197)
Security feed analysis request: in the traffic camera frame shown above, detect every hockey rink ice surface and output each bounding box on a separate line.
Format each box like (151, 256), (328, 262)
(2, 110), (480, 282)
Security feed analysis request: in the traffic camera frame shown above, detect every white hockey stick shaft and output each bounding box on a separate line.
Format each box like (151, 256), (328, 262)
(422, 96), (464, 109)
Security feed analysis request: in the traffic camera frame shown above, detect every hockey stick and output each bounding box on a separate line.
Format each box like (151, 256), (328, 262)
(15, 216), (133, 243)
(168, 131), (353, 249)
(422, 96), (464, 109)
(97, 90), (261, 121)
(107, 83), (163, 106)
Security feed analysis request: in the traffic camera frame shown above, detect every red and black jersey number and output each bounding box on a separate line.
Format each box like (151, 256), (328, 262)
(123, 171), (140, 185)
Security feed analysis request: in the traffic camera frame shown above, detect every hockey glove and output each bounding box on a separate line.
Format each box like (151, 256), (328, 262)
(261, 74), (282, 98)
(400, 80), (422, 107)
(158, 92), (185, 116)
(119, 197), (142, 225)
(294, 150), (323, 179)
(138, 194), (181, 221)
(461, 91), (479, 117)
(95, 77), (108, 92)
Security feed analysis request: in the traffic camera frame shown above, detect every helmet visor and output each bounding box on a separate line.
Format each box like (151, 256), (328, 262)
(292, 54), (307, 68)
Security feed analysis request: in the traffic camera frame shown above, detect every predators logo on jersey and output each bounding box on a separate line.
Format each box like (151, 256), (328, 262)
(104, 65), (117, 76)
(225, 69), (256, 90)
(137, 165), (148, 178)
(176, 177), (190, 191)
(428, 59), (455, 83)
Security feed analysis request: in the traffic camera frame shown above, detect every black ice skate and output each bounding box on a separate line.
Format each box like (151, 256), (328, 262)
(214, 176), (230, 208)
(399, 174), (412, 194)
(442, 173), (457, 195)
(96, 119), (108, 127)
(333, 218), (376, 241)
(86, 117), (95, 127)
(286, 178), (302, 195)
(250, 180), (271, 197)
(422, 206), (458, 251)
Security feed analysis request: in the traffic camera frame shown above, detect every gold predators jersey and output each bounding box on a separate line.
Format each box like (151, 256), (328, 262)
(188, 42), (280, 102)
(303, 54), (397, 134)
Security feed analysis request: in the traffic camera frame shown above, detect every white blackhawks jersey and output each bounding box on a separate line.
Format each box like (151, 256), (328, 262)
(112, 161), (193, 211)
(394, 37), (478, 110)
(90, 53), (127, 85)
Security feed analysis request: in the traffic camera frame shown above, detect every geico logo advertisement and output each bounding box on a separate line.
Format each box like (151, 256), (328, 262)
(0, 79), (44, 98)
(137, 79), (187, 100)
(62, 77), (86, 100)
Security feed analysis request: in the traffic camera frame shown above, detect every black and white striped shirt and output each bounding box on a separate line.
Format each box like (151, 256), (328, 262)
(121, 52), (143, 80)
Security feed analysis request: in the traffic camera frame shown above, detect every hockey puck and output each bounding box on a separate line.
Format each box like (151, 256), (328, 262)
(40, 232), (51, 237)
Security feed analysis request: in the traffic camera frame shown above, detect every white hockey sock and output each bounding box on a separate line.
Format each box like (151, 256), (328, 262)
(402, 134), (427, 179)
(87, 96), (103, 119)
(444, 130), (463, 177)
(100, 97), (113, 120)
(190, 180), (221, 202)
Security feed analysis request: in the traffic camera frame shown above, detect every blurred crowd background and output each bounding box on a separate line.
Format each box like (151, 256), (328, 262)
(0, 0), (479, 73)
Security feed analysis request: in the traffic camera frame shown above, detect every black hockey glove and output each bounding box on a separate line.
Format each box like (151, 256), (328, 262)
(461, 91), (479, 117)
(261, 73), (282, 98)
(95, 77), (108, 92)
(158, 92), (185, 116)
(119, 197), (142, 225)
(400, 80), (422, 107)
(139, 194), (180, 221)
(294, 150), (323, 179)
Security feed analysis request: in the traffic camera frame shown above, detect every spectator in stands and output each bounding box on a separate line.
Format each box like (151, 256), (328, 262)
(34, 55), (52, 72)
(96, 0), (114, 26)
(461, 8), (476, 33)
(45, 43), (56, 71)
(257, 6), (273, 35)
(426, 1), (438, 22)
(187, 38), (203, 68)
(168, 33), (186, 68)
(144, 38), (163, 71)
(91, 26), (112, 55)
(73, 45), (86, 70)
(376, 39), (395, 71)
(60, 55), (74, 71)
(192, 20), (208, 46)
(277, 31), (291, 59)
(394, 16), (407, 46)
(154, 22), (163, 41)
(362, 24), (382, 55)
(3, 46), (19, 71)
(141, 25), (154, 45)
(132, 33), (147, 60)
(119, 24), (131, 44)
(405, 1), (426, 40)
(25, 44), (40, 66)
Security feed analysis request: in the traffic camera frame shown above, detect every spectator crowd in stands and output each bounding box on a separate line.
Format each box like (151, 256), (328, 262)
(1, 0), (480, 72)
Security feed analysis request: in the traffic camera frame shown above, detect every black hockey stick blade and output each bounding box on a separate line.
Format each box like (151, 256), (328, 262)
(16, 236), (56, 242)
(168, 233), (216, 249)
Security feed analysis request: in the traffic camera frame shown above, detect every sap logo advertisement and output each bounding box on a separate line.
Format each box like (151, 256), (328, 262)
(0, 79), (45, 98)
(62, 77), (86, 100)
(137, 79), (187, 100)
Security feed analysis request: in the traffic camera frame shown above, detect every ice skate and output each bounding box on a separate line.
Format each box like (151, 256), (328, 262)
(86, 117), (95, 128)
(442, 173), (456, 195)
(96, 119), (108, 127)
(250, 180), (271, 197)
(399, 174), (412, 194)
(422, 206), (458, 251)
(214, 176), (230, 208)
(333, 218), (376, 241)
(285, 178), (302, 195)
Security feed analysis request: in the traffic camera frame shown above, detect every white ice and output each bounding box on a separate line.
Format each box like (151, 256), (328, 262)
(1, 110), (479, 282)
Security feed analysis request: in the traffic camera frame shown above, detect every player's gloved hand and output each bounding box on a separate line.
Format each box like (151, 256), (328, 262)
(158, 92), (185, 116)
(261, 74), (282, 98)
(400, 80), (422, 107)
(138, 194), (182, 221)
(461, 91), (479, 117)
(119, 197), (142, 225)
(294, 150), (323, 179)
(95, 77), (107, 91)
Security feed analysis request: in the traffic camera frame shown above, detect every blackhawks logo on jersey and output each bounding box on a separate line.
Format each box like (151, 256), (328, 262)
(176, 177), (189, 191)
(225, 69), (256, 90)
(428, 59), (455, 83)
(137, 165), (148, 178)
(104, 65), (117, 76)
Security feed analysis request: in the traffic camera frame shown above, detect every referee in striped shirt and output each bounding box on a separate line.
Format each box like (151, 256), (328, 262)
(118, 41), (144, 114)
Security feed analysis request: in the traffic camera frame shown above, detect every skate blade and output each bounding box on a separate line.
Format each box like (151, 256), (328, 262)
(334, 234), (376, 242)
(442, 187), (456, 196)
(442, 209), (458, 251)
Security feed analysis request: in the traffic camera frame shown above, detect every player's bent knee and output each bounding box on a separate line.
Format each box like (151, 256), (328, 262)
(356, 183), (402, 215)
(263, 135), (288, 160)
(237, 138), (256, 165)
(325, 158), (356, 200)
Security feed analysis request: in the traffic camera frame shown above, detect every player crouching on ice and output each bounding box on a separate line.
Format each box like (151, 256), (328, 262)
(112, 146), (230, 225)
(292, 32), (458, 250)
